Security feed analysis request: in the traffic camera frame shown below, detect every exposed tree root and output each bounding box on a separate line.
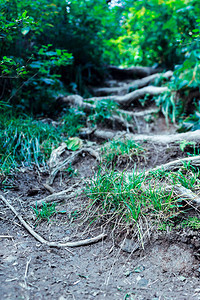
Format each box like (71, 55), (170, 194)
(93, 129), (124, 140)
(48, 147), (100, 185)
(93, 129), (200, 142)
(58, 94), (94, 113)
(33, 185), (82, 207)
(107, 65), (162, 79)
(118, 107), (159, 118)
(59, 94), (135, 132)
(86, 86), (168, 107)
(93, 71), (173, 96)
(141, 182), (200, 206)
(165, 185), (200, 205)
(145, 155), (200, 175)
(0, 195), (107, 251)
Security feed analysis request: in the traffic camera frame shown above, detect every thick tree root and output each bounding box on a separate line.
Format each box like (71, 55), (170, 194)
(0, 195), (107, 251)
(59, 95), (135, 131)
(86, 86), (168, 107)
(93, 71), (173, 96)
(93, 129), (200, 142)
(145, 155), (200, 175)
(60, 85), (168, 108)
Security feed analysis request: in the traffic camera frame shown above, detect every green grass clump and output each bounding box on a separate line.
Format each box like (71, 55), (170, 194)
(88, 99), (119, 125)
(0, 107), (86, 174)
(60, 107), (86, 137)
(0, 112), (61, 173)
(102, 139), (145, 165)
(31, 202), (57, 222)
(181, 217), (200, 230)
(86, 167), (180, 226)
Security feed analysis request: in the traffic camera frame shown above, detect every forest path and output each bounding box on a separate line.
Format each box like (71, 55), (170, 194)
(1, 66), (200, 300)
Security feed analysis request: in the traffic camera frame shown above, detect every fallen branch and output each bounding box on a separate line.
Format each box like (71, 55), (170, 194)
(93, 71), (173, 96)
(0, 195), (107, 250)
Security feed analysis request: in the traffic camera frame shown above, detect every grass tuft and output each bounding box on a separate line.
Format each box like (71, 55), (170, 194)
(85, 166), (181, 229)
(101, 139), (145, 166)
(31, 202), (57, 223)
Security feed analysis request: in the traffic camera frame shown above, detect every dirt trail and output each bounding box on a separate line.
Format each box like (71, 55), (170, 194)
(1, 67), (200, 300)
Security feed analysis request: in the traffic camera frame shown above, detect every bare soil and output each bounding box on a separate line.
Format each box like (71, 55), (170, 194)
(1, 136), (200, 300)
(1, 73), (200, 299)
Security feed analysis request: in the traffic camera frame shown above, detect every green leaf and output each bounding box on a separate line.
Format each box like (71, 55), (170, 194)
(21, 27), (30, 36)
(66, 137), (83, 151)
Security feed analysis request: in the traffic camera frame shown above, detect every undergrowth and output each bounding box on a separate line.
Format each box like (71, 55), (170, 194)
(88, 99), (119, 125)
(86, 167), (181, 228)
(101, 139), (145, 167)
(85, 160), (200, 238)
(0, 106), (86, 174)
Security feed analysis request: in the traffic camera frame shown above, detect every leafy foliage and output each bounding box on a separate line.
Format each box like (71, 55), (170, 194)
(88, 99), (119, 125)
(106, 0), (200, 68)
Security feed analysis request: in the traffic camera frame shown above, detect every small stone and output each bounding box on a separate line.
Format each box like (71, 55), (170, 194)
(120, 239), (139, 253)
(137, 278), (149, 287)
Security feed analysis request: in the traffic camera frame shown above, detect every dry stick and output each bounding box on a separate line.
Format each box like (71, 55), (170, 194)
(24, 257), (31, 289)
(0, 195), (107, 251)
